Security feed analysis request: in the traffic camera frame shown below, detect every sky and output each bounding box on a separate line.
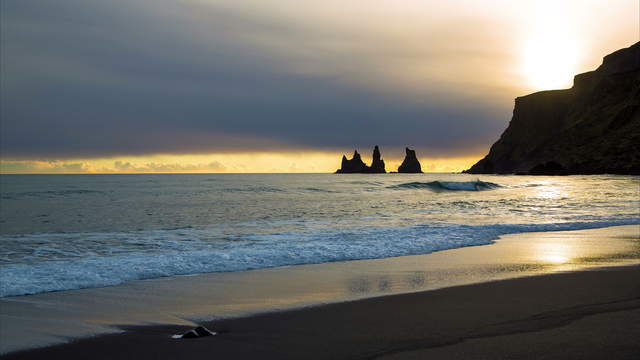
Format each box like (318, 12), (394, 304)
(1, 0), (638, 173)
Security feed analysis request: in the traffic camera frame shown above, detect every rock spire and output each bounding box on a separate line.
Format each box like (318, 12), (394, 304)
(336, 146), (386, 173)
(397, 147), (423, 173)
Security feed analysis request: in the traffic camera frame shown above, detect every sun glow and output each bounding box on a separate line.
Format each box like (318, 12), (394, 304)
(521, 1), (582, 91)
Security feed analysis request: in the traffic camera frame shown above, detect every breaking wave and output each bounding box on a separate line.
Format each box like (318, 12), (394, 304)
(389, 180), (502, 191)
(1, 219), (637, 297)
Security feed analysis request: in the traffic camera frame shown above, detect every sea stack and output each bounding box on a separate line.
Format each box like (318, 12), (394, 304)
(465, 42), (640, 175)
(397, 147), (423, 173)
(336, 150), (369, 173)
(335, 146), (387, 173)
(369, 146), (386, 173)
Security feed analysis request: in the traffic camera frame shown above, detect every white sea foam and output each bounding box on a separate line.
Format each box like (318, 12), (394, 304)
(1, 219), (637, 297)
(1, 173), (639, 297)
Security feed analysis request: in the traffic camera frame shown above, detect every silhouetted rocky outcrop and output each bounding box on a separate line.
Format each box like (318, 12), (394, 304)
(336, 146), (386, 173)
(337, 150), (369, 173)
(398, 148), (423, 173)
(466, 42), (640, 175)
(369, 146), (386, 173)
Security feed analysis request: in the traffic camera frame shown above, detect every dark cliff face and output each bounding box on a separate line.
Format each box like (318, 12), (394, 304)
(466, 42), (640, 175)
(398, 147), (423, 173)
(336, 146), (386, 173)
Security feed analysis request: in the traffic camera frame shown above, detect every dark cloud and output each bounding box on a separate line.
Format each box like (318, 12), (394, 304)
(1, 0), (512, 160)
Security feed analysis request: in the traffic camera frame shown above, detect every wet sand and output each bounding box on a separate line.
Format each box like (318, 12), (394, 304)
(5, 265), (640, 360)
(2, 225), (639, 358)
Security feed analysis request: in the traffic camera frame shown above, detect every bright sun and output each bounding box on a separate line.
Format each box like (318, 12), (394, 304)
(521, 1), (581, 91)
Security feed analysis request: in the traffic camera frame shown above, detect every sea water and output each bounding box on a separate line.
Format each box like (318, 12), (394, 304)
(1, 173), (638, 297)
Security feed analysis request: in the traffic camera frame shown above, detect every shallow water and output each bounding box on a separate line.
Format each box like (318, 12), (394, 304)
(1, 173), (639, 296)
(1, 225), (637, 354)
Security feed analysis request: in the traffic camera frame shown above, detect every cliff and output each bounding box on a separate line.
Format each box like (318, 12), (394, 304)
(397, 147), (423, 173)
(465, 42), (640, 175)
(336, 146), (386, 173)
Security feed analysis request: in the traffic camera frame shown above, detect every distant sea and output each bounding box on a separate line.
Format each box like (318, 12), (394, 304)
(1, 173), (638, 297)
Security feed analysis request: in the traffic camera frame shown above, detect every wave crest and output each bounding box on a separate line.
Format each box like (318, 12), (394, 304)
(389, 180), (501, 191)
(1, 219), (637, 297)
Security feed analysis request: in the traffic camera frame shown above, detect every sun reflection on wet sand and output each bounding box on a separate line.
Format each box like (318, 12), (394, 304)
(534, 242), (572, 264)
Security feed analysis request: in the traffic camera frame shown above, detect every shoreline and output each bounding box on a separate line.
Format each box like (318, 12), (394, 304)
(5, 265), (640, 359)
(3, 220), (639, 299)
(1, 224), (639, 356)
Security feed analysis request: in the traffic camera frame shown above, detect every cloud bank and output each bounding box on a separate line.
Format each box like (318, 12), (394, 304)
(1, 0), (636, 162)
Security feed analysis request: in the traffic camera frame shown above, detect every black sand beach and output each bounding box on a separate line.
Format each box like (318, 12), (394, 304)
(5, 265), (639, 360)
(3, 225), (639, 359)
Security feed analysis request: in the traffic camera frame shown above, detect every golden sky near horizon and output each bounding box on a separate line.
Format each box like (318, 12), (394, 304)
(0, 153), (482, 174)
(1, 0), (637, 173)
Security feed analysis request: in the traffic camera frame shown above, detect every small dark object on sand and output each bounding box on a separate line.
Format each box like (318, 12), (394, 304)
(176, 326), (216, 339)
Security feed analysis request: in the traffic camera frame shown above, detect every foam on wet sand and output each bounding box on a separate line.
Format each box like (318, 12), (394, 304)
(1, 225), (639, 358)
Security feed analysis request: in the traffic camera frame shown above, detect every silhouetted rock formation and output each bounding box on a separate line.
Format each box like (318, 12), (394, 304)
(397, 147), (423, 173)
(337, 150), (369, 173)
(336, 146), (386, 173)
(466, 42), (640, 175)
(369, 146), (386, 173)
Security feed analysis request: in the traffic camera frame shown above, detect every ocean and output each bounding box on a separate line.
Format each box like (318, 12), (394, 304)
(1, 173), (639, 297)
